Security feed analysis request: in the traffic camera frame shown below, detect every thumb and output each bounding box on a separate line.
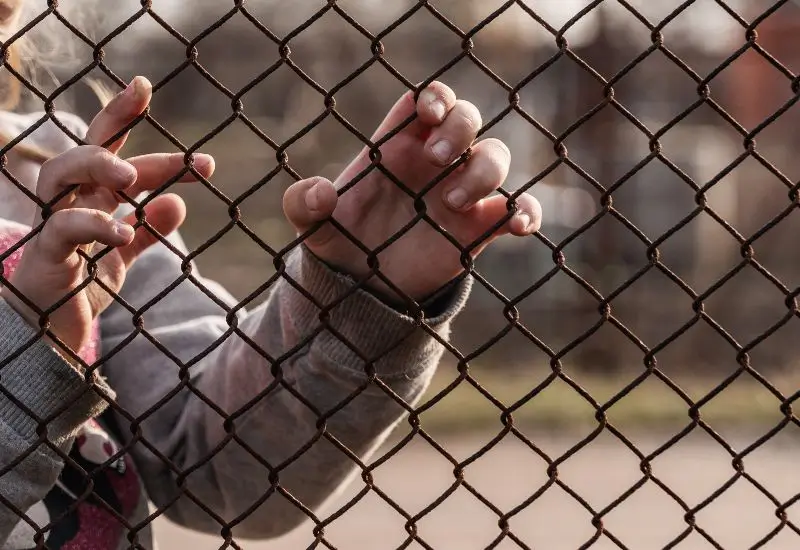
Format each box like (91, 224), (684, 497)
(283, 177), (339, 247)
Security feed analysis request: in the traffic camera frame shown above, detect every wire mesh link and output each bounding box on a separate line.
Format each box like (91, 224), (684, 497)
(0, 0), (797, 548)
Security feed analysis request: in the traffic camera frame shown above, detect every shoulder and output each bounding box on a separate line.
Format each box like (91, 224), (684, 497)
(0, 110), (89, 156)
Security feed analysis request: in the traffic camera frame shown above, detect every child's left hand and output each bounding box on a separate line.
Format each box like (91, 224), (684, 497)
(1, 77), (215, 356)
(282, 81), (542, 305)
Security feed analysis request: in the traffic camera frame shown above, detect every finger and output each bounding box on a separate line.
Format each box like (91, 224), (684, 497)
(124, 152), (216, 198)
(424, 99), (482, 167)
(35, 208), (134, 264)
(472, 193), (543, 241)
(282, 177), (339, 247)
(84, 76), (152, 154)
(116, 193), (186, 268)
(440, 138), (510, 212)
(38, 145), (137, 206)
(371, 81), (457, 142)
(416, 82), (458, 127)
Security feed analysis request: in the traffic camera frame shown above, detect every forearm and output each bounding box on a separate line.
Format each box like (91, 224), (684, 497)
(100, 239), (470, 539)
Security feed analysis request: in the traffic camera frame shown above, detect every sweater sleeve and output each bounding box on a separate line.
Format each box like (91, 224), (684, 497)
(10, 108), (473, 540)
(0, 299), (112, 547)
(99, 230), (471, 539)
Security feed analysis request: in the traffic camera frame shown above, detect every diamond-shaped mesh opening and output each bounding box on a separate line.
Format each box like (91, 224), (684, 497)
(0, 0), (798, 548)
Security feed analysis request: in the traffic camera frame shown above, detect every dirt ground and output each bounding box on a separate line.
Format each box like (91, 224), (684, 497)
(152, 427), (800, 549)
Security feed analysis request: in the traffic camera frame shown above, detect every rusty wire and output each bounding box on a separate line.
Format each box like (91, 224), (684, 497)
(0, 0), (797, 548)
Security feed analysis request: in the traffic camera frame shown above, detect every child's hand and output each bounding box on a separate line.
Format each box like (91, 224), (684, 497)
(283, 81), (542, 304)
(1, 77), (215, 357)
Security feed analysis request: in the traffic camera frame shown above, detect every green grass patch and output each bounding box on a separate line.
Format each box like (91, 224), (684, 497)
(412, 366), (797, 435)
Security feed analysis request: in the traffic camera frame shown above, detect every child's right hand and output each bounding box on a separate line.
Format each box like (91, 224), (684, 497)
(0, 77), (215, 359)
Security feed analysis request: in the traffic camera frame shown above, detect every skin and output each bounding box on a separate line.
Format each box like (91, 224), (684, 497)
(0, 7), (541, 354)
(283, 83), (542, 304)
(1, 77), (217, 356)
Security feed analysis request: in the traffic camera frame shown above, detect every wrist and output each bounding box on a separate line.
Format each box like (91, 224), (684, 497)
(299, 246), (407, 306)
(0, 288), (83, 366)
(300, 244), (464, 317)
(0, 288), (40, 331)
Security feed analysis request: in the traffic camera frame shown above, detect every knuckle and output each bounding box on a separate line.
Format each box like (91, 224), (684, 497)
(38, 146), (82, 182)
(483, 138), (511, 163)
(45, 209), (71, 236)
(87, 208), (112, 226)
(472, 142), (510, 184)
(454, 101), (482, 132)
(92, 147), (117, 166)
(88, 148), (121, 178)
(79, 144), (107, 163)
(476, 165), (505, 190)
(39, 145), (105, 193)
(76, 144), (105, 160)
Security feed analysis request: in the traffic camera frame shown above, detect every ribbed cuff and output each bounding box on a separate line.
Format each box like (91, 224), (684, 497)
(0, 299), (113, 447)
(281, 245), (472, 379)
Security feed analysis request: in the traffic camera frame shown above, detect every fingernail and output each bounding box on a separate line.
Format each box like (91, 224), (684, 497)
(431, 140), (452, 164)
(185, 153), (213, 171)
(195, 154), (213, 168)
(430, 100), (446, 120)
(420, 89), (445, 119)
(305, 183), (320, 211)
(446, 187), (468, 209)
(113, 220), (135, 240)
(124, 76), (150, 100)
(516, 211), (532, 231)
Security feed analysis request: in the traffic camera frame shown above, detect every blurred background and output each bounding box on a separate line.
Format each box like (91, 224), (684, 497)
(16, 0), (800, 547)
(37, 0), (799, 378)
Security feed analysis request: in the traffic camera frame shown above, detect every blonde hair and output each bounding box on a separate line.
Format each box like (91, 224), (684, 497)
(0, 40), (49, 162)
(0, 1), (113, 163)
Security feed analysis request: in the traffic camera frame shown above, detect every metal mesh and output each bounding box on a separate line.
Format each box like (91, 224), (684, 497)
(0, 0), (799, 548)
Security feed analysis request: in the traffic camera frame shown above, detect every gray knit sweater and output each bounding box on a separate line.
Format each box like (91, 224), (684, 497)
(0, 111), (470, 549)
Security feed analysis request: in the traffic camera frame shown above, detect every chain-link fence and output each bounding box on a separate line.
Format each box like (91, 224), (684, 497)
(0, 0), (799, 548)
